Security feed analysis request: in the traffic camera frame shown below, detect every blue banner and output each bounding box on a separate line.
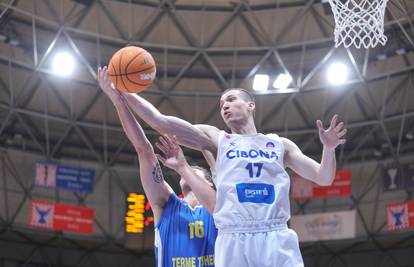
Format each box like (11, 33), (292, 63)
(403, 163), (414, 188)
(56, 165), (95, 193)
(383, 163), (414, 192)
(35, 162), (95, 193)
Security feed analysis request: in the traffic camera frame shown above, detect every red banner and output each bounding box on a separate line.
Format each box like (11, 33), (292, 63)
(29, 200), (94, 234)
(291, 170), (352, 199)
(386, 200), (414, 232)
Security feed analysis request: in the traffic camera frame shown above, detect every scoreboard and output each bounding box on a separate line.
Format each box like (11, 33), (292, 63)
(125, 193), (154, 233)
(124, 193), (184, 234)
(125, 193), (145, 233)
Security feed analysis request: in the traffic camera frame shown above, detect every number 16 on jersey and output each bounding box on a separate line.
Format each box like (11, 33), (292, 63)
(189, 221), (204, 239)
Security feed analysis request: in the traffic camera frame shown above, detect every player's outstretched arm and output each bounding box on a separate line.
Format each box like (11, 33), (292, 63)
(156, 135), (216, 214)
(283, 114), (347, 186)
(124, 92), (219, 151)
(98, 67), (172, 223)
(97, 66), (219, 153)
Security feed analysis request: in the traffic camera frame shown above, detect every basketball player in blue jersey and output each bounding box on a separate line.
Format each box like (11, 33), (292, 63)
(98, 68), (217, 267)
(99, 67), (346, 267)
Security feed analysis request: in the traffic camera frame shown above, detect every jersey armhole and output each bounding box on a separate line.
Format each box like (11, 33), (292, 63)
(155, 193), (180, 229)
(267, 133), (286, 166)
(213, 131), (226, 181)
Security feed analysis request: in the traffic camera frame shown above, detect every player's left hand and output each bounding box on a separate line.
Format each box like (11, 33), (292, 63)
(316, 114), (347, 150)
(155, 135), (188, 171)
(97, 66), (122, 102)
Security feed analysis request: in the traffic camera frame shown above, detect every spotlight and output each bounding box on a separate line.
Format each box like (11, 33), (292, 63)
(381, 143), (389, 149)
(327, 62), (348, 85)
(52, 52), (75, 77)
(373, 149), (382, 157)
(396, 48), (406, 55)
(273, 73), (292, 89)
(253, 74), (269, 91)
(376, 54), (387, 61)
(9, 39), (19, 46)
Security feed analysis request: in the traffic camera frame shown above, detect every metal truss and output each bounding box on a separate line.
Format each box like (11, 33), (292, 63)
(0, 0), (413, 266)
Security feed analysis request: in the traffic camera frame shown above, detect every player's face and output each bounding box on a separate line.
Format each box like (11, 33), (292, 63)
(179, 169), (212, 193)
(179, 177), (191, 193)
(219, 90), (253, 127)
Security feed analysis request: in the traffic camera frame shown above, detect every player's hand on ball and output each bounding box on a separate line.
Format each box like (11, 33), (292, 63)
(156, 135), (188, 172)
(98, 66), (121, 101)
(316, 114), (347, 150)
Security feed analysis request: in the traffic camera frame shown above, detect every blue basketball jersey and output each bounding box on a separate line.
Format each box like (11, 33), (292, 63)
(155, 193), (217, 267)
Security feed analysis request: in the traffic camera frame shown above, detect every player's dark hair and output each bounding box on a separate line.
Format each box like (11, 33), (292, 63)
(221, 88), (256, 118)
(221, 88), (255, 103)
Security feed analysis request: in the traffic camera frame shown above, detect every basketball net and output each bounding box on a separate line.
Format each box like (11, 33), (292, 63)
(328, 0), (388, 49)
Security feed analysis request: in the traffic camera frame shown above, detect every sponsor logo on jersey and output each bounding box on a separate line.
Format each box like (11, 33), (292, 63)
(236, 183), (275, 204)
(226, 149), (278, 160)
(266, 142), (275, 149)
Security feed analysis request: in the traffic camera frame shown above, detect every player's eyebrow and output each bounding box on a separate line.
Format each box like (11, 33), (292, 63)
(220, 93), (237, 108)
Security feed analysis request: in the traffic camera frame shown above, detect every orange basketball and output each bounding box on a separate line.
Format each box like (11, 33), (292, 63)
(108, 46), (156, 93)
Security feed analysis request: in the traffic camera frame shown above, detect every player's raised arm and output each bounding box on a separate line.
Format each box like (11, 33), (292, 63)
(98, 67), (172, 223)
(124, 92), (219, 151)
(156, 135), (216, 214)
(99, 67), (219, 153)
(283, 114), (347, 186)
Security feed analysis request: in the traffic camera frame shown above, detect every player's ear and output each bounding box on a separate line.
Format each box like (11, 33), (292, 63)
(207, 181), (216, 191)
(247, 101), (255, 112)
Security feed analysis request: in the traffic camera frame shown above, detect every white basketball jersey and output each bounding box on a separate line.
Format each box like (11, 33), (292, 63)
(213, 131), (291, 232)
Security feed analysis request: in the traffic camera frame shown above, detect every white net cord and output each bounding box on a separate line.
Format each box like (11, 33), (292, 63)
(328, 0), (388, 48)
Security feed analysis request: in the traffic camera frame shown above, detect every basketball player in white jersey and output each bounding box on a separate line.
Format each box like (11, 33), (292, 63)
(98, 67), (347, 267)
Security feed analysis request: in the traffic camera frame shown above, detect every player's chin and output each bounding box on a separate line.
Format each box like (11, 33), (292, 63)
(181, 183), (191, 192)
(222, 116), (233, 124)
(224, 118), (240, 129)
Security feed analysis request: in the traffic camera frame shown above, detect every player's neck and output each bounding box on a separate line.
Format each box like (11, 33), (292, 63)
(183, 192), (199, 208)
(231, 120), (257, 135)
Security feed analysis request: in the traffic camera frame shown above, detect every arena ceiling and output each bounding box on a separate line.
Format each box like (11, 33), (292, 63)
(0, 0), (414, 167)
(1, 1), (414, 266)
